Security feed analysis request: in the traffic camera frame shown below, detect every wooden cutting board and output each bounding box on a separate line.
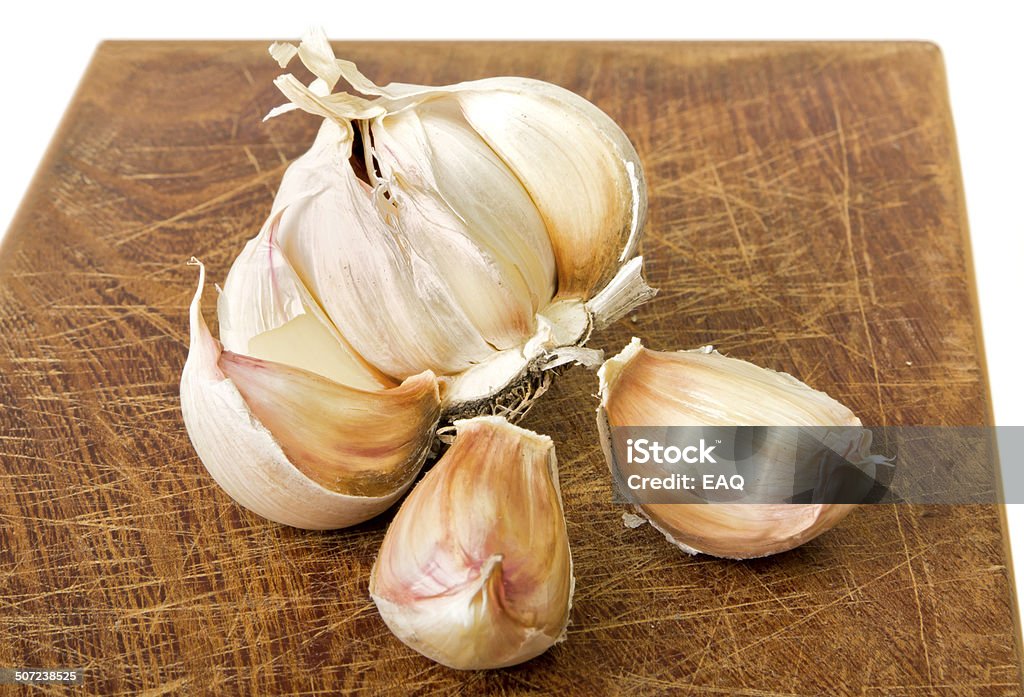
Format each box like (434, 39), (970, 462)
(1, 40), (1021, 695)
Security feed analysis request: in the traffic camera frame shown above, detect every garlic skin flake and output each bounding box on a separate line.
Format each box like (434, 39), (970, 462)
(369, 416), (573, 670)
(597, 338), (875, 559)
(258, 29), (654, 413)
(180, 260), (440, 529)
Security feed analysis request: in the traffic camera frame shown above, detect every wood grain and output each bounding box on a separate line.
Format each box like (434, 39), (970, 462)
(1, 40), (1021, 696)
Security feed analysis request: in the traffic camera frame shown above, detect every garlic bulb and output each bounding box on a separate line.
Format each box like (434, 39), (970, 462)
(180, 30), (655, 530)
(250, 28), (654, 415)
(369, 416), (573, 670)
(597, 338), (878, 559)
(180, 259), (441, 529)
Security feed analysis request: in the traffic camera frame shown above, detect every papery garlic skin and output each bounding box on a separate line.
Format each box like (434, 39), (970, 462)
(257, 29), (654, 413)
(597, 338), (871, 559)
(180, 260), (441, 529)
(369, 416), (573, 670)
(218, 353), (440, 498)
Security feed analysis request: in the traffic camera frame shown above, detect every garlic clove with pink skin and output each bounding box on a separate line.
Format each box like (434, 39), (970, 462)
(597, 338), (881, 559)
(369, 415), (573, 670)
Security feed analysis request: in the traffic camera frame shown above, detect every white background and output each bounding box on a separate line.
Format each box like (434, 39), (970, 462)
(2, 0), (1022, 635)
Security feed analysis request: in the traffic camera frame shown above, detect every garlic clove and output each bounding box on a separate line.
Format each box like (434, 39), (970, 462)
(456, 84), (646, 299)
(180, 260), (441, 529)
(369, 415), (573, 670)
(382, 173), (539, 353)
(597, 338), (869, 559)
(372, 100), (557, 311)
(217, 205), (392, 391)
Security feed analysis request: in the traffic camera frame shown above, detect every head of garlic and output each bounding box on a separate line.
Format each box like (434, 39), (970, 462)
(596, 338), (881, 559)
(369, 416), (573, 670)
(179, 30), (654, 530)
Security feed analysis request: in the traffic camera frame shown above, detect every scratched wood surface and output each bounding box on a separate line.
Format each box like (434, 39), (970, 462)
(0, 40), (1021, 696)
